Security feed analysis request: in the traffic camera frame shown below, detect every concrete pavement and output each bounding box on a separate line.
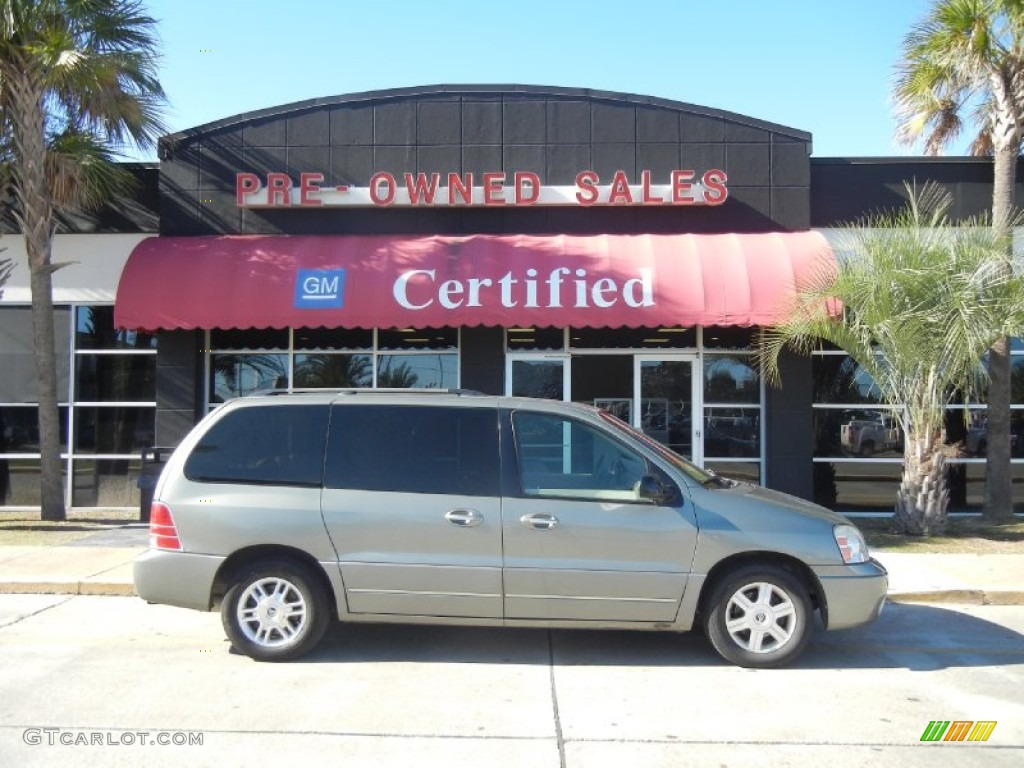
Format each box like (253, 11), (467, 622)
(0, 522), (1021, 604)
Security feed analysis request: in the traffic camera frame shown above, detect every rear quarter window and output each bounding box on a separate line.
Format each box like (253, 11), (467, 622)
(184, 404), (329, 486)
(325, 404), (500, 496)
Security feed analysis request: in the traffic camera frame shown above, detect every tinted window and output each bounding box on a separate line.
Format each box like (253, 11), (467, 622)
(184, 405), (329, 486)
(324, 405), (499, 496)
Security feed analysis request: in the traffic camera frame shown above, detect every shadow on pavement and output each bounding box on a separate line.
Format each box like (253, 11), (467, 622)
(291, 603), (1023, 671)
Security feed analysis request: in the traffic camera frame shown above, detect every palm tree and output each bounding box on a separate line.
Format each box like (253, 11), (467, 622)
(893, 0), (1024, 522)
(0, 1), (164, 520)
(758, 185), (1024, 535)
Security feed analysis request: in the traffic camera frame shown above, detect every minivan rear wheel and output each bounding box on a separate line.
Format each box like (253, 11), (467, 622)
(222, 559), (329, 661)
(703, 565), (812, 668)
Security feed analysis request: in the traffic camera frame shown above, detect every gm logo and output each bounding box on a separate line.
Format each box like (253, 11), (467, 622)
(294, 269), (346, 309)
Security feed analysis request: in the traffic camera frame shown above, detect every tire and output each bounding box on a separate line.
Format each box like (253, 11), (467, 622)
(221, 559), (330, 662)
(703, 565), (813, 668)
(858, 440), (875, 457)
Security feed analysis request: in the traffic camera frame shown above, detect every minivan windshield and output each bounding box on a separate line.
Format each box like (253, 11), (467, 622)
(597, 410), (735, 488)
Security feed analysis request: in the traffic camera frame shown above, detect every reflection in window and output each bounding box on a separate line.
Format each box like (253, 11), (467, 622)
(71, 459), (143, 507)
(511, 360), (563, 399)
(813, 408), (903, 459)
(704, 408), (760, 458)
(75, 306), (155, 350)
(812, 355), (883, 404)
(294, 354), (372, 388)
(377, 354), (456, 388)
(704, 356), (759, 404)
(0, 406), (70, 453)
(210, 354), (288, 402)
(75, 355), (156, 401)
(705, 461), (760, 485)
(73, 407), (156, 454)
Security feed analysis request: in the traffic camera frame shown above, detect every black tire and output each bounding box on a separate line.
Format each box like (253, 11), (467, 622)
(221, 559), (330, 662)
(858, 440), (875, 457)
(703, 565), (813, 668)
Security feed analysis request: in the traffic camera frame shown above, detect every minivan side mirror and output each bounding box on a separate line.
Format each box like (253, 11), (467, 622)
(637, 474), (672, 505)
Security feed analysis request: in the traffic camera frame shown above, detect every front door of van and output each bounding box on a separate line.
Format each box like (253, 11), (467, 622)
(501, 407), (698, 622)
(320, 403), (503, 618)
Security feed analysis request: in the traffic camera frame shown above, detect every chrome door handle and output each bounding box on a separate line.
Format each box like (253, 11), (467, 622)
(445, 509), (483, 527)
(520, 513), (559, 531)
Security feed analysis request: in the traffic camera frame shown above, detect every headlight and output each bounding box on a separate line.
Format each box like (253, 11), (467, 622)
(833, 524), (869, 564)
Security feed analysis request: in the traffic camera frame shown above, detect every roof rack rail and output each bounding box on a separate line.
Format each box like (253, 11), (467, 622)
(251, 388), (486, 397)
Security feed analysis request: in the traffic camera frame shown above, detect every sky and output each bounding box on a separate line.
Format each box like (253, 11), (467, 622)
(142, 0), (961, 161)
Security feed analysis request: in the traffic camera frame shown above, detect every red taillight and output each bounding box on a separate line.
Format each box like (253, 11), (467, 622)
(149, 502), (182, 550)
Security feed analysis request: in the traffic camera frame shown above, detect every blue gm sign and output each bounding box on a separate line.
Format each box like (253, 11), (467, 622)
(294, 269), (346, 309)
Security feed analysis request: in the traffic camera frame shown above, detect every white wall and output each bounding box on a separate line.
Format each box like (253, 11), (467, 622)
(0, 233), (154, 304)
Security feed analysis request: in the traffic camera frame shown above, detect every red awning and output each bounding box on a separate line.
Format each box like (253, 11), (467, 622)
(114, 232), (834, 331)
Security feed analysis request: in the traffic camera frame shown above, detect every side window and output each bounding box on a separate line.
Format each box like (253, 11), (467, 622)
(324, 405), (500, 496)
(512, 411), (649, 501)
(184, 404), (328, 486)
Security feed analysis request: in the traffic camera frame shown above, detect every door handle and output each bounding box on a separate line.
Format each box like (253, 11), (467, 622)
(445, 509), (483, 527)
(520, 513), (559, 531)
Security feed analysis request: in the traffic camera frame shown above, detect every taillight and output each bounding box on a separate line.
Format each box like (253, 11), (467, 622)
(149, 502), (182, 550)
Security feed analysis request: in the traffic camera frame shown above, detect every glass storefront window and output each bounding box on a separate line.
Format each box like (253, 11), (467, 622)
(570, 327), (696, 349)
(704, 407), (760, 459)
(75, 354), (156, 401)
(71, 458), (143, 507)
(294, 354), (372, 388)
(210, 353), (288, 402)
(294, 328), (372, 350)
(377, 353), (457, 388)
(705, 461), (760, 486)
(378, 327), (456, 350)
(506, 327), (564, 351)
(814, 461), (903, 513)
(73, 407), (156, 454)
(704, 355), (759, 404)
(75, 306), (155, 350)
(812, 408), (903, 459)
(701, 327), (754, 349)
(0, 459), (63, 507)
(812, 355), (884, 404)
(0, 406), (70, 453)
(209, 328), (289, 350)
(511, 360), (564, 399)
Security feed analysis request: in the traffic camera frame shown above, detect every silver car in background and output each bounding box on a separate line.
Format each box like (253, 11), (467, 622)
(135, 390), (887, 668)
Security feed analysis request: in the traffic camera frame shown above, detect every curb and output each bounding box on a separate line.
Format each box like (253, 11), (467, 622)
(887, 590), (1024, 606)
(0, 582), (136, 597)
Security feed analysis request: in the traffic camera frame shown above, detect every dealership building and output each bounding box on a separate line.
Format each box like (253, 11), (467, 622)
(1, 84), (1021, 513)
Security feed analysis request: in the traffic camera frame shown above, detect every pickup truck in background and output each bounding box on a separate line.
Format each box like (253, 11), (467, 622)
(840, 410), (901, 457)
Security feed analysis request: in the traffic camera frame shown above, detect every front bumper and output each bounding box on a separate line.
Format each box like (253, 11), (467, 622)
(133, 548), (225, 611)
(812, 558), (888, 630)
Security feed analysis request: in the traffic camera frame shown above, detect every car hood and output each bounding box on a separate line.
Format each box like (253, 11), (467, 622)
(713, 481), (853, 526)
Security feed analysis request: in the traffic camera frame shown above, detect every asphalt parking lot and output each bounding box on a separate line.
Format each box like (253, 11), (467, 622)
(0, 595), (1021, 767)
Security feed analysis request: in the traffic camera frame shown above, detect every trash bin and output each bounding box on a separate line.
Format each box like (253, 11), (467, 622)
(137, 447), (171, 522)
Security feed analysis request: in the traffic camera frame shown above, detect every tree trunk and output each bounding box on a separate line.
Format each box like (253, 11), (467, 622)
(9, 67), (65, 521)
(895, 431), (948, 536)
(983, 143), (1016, 523)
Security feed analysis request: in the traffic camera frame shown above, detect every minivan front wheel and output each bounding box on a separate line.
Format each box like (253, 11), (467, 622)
(222, 560), (329, 661)
(704, 565), (812, 668)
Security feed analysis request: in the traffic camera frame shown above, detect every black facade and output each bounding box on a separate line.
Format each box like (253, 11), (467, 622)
(158, 85), (812, 237)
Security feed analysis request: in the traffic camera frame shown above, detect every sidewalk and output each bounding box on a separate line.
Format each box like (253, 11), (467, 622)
(0, 524), (1022, 605)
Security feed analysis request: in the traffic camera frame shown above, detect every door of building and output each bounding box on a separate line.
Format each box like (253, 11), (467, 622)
(634, 355), (701, 464)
